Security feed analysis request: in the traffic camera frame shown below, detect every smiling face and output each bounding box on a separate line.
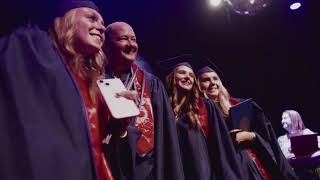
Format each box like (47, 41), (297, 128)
(281, 112), (293, 132)
(174, 65), (195, 92)
(105, 22), (138, 67)
(198, 71), (221, 101)
(72, 7), (106, 56)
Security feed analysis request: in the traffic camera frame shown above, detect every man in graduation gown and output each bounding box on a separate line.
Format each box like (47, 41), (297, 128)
(0, 1), (110, 180)
(102, 22), (184, 180)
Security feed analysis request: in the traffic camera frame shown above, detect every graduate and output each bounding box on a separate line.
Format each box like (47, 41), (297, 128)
(196, 56), (298, 180)
(102, 22), (184, 180)
(0, 1), (113, 180)
(161, 54), (243, 180)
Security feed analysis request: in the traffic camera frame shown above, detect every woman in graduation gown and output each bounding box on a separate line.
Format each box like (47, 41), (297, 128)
(162, 54), (243, 180)
(196, 56), (298, 180)
(0, 1), (113, 180)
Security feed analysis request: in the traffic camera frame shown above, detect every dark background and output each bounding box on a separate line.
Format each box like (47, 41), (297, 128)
(1, 0), (319, 136)
(99, 0), (320, 136)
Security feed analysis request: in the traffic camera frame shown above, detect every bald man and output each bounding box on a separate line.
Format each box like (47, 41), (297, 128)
(102, 22), (184, 180)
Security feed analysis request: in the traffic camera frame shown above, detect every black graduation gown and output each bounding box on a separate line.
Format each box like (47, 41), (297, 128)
(0, 26), (96, 180)
(176, 98), (243, 180)
(226, 99), (298, 180)
(250, 101), (298, 180)
(225, 121), (266, 180)
(103, 70), (184, 180)
(176, 112), (212, 180)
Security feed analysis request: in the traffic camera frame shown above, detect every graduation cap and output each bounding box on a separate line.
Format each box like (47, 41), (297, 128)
(57, 0), (100, 17)
(158, 54), (194, 75)
(194, 56), (224, 80)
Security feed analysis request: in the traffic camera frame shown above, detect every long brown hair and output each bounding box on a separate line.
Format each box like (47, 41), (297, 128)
(284, 110), (306, 134)
(166, 69), (200, 128)
(50, 8), (106, 102)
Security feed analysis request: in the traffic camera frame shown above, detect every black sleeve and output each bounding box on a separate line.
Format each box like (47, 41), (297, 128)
(251, 101), (298, 180)
(205, 98), (245, 180)
(149, 75), (185, 180)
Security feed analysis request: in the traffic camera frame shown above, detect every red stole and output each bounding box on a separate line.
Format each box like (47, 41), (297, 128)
(229, 97), (271, 180)
(198, 99), (210, 138)
(229, 97), (241, 106)
(131, 64), (155, 156)
(67, 67), (114, 180)
(246, 148), (271, 180)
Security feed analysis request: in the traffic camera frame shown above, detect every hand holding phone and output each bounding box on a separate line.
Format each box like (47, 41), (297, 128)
(97, 78), (140, 119)
(116, 90), (139, 105)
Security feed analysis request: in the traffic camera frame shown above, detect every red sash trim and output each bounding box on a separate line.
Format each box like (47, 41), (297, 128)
(229, 97), (271, 180)
(66, 64), (114, 180)
(198, 99), (210, 138)
(229, 97), (241, 106)
(246, 148), (271, 180)
(131, 64), (155, 155)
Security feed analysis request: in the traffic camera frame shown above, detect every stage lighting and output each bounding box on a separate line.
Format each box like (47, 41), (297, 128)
(208, 0), (272, 16)
(210, 0), (223, 7)
(226, 0), (272, 16)
(290, 2), (301, 10)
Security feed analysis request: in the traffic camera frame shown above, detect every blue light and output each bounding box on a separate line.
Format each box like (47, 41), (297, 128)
(290, 2), (301, 10)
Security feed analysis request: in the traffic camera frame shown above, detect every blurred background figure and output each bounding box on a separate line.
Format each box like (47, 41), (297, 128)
(278, 110), (320, 180)
(278, 110), (319, 158)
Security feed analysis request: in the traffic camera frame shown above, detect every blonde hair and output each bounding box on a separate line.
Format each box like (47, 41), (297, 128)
(198, 74), (231, 117)
(216, 82), (232, 117)
(166, 69), (200, 128)
(50, 9), (106, 102)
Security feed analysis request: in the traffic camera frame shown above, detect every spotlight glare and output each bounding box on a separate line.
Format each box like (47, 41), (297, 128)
(290, 2), (301, 10)
(209, 0), (222, 7)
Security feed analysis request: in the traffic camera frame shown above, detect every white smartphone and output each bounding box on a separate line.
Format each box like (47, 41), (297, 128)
(97, 78), (140, 119)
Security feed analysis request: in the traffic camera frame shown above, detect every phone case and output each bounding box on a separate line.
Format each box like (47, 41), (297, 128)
(97, 78), (140, 119)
